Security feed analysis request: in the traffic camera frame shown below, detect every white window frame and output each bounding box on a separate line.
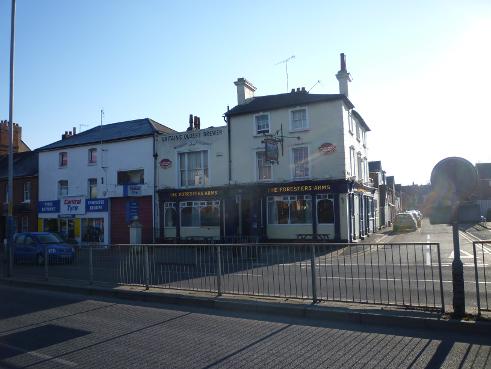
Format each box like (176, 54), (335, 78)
(267, 195), (313, 225)
(255, 150), (273, 181)
(349, 146), (355, 177)
(179, 200), (220, 227)
(253, 113), (270, 135)
(163, 202), (177, 228)
(88, 148), (97, 165)
(357, 152), (362, 181)
(289, 107), (309, 132)
(348, 112), (354, 134)
(178, 150), (209, 188)
(23, 181), (31, 202)
(355, 121), (361, 141)
(291, 146), (310, 180)
(58, 180), (68, 198)
(87, 178), (97, 199)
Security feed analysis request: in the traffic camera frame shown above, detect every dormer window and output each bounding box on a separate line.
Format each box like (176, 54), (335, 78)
(255, 114), (270, 134)
(59, 152), (68, 167)
(88, 148), (97, 164)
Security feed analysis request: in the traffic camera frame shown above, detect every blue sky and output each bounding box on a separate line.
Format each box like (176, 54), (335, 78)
(0, 0), (490, 184)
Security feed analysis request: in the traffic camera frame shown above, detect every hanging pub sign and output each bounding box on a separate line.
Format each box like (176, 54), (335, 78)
(264, 138), (279, 163)
(319, 143), (336, 155)
(160, 158), (172, 169)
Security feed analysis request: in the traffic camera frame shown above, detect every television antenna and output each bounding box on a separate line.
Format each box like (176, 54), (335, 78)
(78, 123), (89, 132)
(308, 80), (321, 92)
(275, 55), (295, 92)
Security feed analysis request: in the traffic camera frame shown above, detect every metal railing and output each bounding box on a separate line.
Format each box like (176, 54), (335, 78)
(472, 240), (491, 315)
(3, 242), (445, 311)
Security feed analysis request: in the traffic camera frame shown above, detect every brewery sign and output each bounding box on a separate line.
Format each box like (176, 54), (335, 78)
(319, 143), (336, 155)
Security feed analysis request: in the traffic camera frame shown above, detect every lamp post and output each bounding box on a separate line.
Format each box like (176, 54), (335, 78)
(7, 0), (16, 277)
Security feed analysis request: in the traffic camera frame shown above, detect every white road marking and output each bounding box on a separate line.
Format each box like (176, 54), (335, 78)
(448, 250), (474, 259)
(0, 342), (77, 367)
(376, 235), (390, 244)
(317, 276), (488, 284)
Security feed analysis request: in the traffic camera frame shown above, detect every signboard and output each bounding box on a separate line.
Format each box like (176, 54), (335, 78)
(86, 199), (108, 212)
(319, 143), (336, 155)
(169, 190), (219, 199)
(160, 158), (172, 169)
(38, 200), (60, 214)
(126, 200), (139, 223)
(123, 185), (142, 196)
(161, 128), (224, 142)
(61, 196), (85, 215)
(264, 139), (279, 163)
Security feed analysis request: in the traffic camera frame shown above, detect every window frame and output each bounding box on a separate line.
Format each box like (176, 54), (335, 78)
(291, 146), (310, 179)
(59, 152), (68, 167)
(87, 178), (97, 199)
(117, 169), (145, 186)
(88, 148), (97, 165)
(23, 181), (31, 202)
(255, 150), (273, 181)
(179, 200), (220, 228)
(289, 107), (309, 132)
(253, 112), (270, 135)
(58, 180), (68, 198)
(178, 150), (209, 188)
(267, 195), (313, 225)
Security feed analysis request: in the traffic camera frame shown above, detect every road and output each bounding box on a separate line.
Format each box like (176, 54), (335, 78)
(3, 220), (491, 313)
(0, 285), (490, 369)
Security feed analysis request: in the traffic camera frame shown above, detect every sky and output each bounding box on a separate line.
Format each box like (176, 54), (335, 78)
(0, 0), (490, 185)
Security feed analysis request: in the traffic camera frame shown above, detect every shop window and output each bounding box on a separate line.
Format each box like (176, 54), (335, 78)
(256, 151), (272, 181)
(43, 219), (59, 233)
(178, 151), (208, 187)
(59, 152), (68, 167)
(267, 195), (312, 224)
(117, 169), (144, 185)
(88, 148), (97, 164)
(164, 203), (177, 227)
(82, 218), (104, 243)
(87, 178), (97, 199)
(180, 201), (220, 227)
(59, 219), (76, 242)
(23, 182), (31, 202)
(58, 180), (68, 198)
(292, 147), (309, 178)
(317, 194), (334, 224)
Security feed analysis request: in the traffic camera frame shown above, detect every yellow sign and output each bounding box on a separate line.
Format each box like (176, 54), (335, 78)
(170, 190), (219, 198)
(268, 184), (331, 194)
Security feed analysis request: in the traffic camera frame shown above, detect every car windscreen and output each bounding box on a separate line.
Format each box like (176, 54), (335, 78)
(396, 215), (414, 225)
(36, 234), (64, 244)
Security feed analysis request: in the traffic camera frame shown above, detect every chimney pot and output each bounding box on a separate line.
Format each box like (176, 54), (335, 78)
(291, 89), (295, 93)
(73, 127), (76, 135)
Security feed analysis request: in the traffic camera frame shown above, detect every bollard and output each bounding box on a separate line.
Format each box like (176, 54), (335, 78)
(451, 222), (465, 317)
(311, 244), (317, 303)
(89, 245), (94, 285)
(216, 245), (222, 296)
(144, 245), (150, 290)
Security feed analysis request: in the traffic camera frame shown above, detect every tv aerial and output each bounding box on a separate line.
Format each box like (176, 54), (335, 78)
(275, 55), (295, 92)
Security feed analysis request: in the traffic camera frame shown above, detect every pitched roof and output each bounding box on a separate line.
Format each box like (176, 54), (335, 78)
(38, 118), (176, 151)
(351, 110), (371, 132)
(0, 151), (38, 179)
(225, 92), (355, 117)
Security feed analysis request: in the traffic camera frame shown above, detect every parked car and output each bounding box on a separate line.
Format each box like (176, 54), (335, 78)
(393, 213), (418, 232)
(13, 232), (75, 265)
(407, 210), (422, 227)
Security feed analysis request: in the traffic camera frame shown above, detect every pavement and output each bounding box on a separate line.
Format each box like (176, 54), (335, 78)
(1, 284), (490, 369)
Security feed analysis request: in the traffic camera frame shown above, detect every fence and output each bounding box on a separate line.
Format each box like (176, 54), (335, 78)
(3, 242), (445, 311)
(472, 240), (491, 315)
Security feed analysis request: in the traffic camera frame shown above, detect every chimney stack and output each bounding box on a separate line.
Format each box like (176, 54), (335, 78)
(335, 53), (352, 98)
(187, 114), (194, 131)
(234, 78), (256, 105)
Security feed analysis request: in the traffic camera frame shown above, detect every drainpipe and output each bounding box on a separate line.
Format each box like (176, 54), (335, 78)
(152, 132), (158, 243)
(224, 106), (231, 184)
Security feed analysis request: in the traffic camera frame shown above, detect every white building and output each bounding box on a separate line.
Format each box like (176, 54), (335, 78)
(37, 118), (174, 244)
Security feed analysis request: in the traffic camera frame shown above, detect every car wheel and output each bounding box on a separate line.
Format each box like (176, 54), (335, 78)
(36, 254), (44, 266)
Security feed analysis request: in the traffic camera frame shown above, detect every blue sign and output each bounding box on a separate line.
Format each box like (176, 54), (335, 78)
(126, 200), (139, 223)
(86, 198), (108, 212)
(38, 200), (60, 214)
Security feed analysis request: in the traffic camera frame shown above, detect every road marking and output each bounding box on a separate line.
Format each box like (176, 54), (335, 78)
(0, 342), (77, 367)
(317, 276), (487, 284)
(376, 235), (390, 244)
(448, 250), (474, 259)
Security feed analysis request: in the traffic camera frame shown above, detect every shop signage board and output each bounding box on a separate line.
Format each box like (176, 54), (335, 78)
(61, 196), (85, 215)
(38, 200), (60, 214)
(319, 143), (336, 155)
(160, 158), (172, 169)
(123, 185), (142, 196)
(86, 199), (108, 212)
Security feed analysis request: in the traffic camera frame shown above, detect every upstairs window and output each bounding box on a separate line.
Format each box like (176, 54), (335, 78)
(290, 108), (308, 131)
(256, 151), (272, 181)
(355, 122), (360, 141)
(88, 148), (97, 164)
(255, 114), (270, 134)
(58, 180), (68, 198)
(23, 182), (31, 202)
(59, 152), (68, 167)
(292, 147), (309, 178)
(348, 113), (354, 134)
(179, 151), (208, 187)
(87, 178), (97, 199)
(117, 169), (144, 185)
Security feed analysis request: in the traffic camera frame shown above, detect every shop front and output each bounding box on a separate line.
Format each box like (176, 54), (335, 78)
(37, 197), (109, 244)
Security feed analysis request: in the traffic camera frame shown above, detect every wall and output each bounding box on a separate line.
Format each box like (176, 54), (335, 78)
(110, 196), (153, 244)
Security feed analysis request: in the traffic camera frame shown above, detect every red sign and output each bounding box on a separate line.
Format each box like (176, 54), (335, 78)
(319, 143), (336, 154)
(160, 158), (172, 169)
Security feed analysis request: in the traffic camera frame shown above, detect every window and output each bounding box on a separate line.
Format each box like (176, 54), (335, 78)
(290, 108), (308, 131)
(349, 146), (355, 177)
(355, 122), (360, 141)
(88, 148), (97, 164)
(180, 201), (220, 227)
(88, 178), (97, 199)
(58, 180), (68, 198)
(357, 153), (362, 181)
(23, 182), (31, 202)
(348, 113), (354, 134)
(363, 131), (367, 147)
(81, 218), (104, 243)
(164, 202), (177, 227)
(292, 147), (309, 178)
(256, 151), (272, 180)
(117, 169), (144, 185)
(317, 194), (334, 224)
(255, 114), (269, 134)
(59, 152), (68, 167)
(267, 195), (312, 224)
(179, 151), (208, 187)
